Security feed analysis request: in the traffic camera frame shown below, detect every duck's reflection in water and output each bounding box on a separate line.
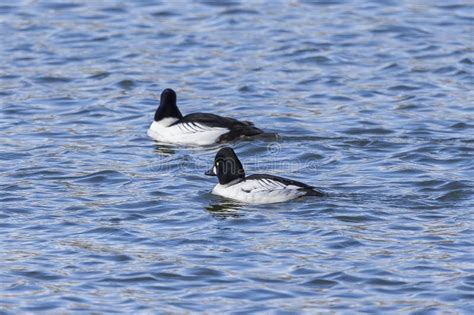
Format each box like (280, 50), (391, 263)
(153, 143), (177, 156)
(205, 200), (243, 219)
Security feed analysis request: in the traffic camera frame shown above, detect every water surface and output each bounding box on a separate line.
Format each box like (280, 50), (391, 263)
(1, 0), (473, 313)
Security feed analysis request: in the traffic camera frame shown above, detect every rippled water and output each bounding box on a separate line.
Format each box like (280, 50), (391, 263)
(1, 0), (474, 313)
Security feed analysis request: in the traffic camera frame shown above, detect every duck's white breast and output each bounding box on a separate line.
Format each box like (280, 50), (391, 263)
(148, 120), (228, 145)
(212, 179), (307, 204)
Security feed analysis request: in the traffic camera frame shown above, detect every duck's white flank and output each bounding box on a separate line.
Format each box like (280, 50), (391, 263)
(212, 178), (307, 204)
(148, 119), (229, 145)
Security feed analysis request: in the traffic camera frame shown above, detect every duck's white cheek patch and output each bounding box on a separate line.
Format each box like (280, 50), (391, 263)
(213, 166), (217, 174)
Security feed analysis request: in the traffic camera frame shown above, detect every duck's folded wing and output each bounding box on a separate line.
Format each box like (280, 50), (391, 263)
(174, 121), (226, 133)
(179, 113), (243, 128)
(179, 113), (263, 140)
(151, 119), (228, 145)
(245, 174), (324, 196)
(241, 177), (286, 192)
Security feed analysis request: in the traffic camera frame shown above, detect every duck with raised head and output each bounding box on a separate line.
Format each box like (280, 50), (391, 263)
(148, 88), (263, 145)
(205, 147), (323, 204)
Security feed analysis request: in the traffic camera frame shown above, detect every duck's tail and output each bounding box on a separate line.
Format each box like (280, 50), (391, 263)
(305, 188), (325, 197)
(241, 125), (264, 137)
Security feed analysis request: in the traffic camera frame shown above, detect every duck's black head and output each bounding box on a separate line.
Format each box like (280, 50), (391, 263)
(154, 88), (184, 121)
(205, 147), (245, 185)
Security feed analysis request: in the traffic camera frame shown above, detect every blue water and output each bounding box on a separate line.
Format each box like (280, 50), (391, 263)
(1, 1), (473, 313)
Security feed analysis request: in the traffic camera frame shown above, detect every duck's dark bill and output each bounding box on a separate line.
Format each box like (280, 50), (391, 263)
(205, 167), (216, 176)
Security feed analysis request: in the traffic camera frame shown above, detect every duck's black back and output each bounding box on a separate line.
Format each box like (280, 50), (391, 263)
(176, 113), (263, 142)
(245, 174), (324, 196)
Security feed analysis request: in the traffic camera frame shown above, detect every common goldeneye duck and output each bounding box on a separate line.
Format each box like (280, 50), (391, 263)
(205, 147), (323, 204)
(147, 88), (263, 145)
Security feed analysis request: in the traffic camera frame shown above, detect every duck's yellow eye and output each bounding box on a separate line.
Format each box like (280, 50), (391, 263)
(216, 161), (220, 166)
